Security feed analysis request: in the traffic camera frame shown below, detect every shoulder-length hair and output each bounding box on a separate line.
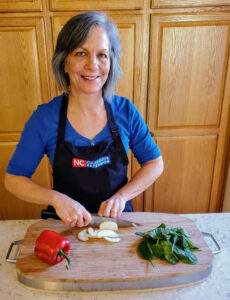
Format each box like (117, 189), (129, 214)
(52, 11), (122, 101)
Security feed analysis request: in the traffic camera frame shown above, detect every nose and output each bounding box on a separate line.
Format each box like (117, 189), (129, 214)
(85, 54), (98, 70)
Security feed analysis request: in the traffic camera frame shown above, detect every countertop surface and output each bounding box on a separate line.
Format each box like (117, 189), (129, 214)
(0, 213), (230, 300)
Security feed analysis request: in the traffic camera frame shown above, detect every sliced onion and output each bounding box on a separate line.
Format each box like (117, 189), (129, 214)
(104, 236), (121, 243)
(77, 227), (120, 243)
(87, 227), (100, 238)
(78, 229), (89, 241)
(99, 221), (118, 231)
(97, 230), (118, 238)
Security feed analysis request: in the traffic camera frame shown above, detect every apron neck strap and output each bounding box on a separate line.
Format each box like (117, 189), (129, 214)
(104, 99), (120, 139)
(57, 93), (68, 143)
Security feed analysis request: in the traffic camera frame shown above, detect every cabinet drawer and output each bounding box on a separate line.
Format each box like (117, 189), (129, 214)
(151, 0), (230, 9)
(0, 0), (42, 12)
(50, 0), (144, 11)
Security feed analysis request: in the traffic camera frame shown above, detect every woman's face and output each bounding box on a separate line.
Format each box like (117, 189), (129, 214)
(65, 26), (110, 97)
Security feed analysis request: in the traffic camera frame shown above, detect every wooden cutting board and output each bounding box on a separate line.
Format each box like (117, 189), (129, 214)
(16, 212), (213, 292)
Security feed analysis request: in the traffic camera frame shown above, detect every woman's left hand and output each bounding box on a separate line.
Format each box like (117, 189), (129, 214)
(98, 195), (126, 218)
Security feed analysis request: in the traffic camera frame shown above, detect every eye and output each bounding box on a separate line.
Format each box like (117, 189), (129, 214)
(75, 51), (86, 56)
(99, 53), (108, 59)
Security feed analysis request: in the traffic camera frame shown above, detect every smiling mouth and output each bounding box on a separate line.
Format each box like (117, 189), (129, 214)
(81, 75), (99, 80)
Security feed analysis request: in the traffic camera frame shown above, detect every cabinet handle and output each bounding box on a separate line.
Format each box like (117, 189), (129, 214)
(150, 131), (154, 137)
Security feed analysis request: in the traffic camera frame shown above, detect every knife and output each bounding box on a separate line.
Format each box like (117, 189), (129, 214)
(41, 209), (142, 228)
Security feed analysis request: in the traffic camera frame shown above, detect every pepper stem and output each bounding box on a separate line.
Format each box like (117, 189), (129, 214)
(57, 249), (71, 269)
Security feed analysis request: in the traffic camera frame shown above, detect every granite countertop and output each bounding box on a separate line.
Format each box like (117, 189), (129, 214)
(0, 213), (230, 300)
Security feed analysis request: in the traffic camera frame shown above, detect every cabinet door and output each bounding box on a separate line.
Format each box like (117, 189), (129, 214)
(0, 17), (51, 219)
(145, 13), (230, 213)
(51, 13), (148, 211)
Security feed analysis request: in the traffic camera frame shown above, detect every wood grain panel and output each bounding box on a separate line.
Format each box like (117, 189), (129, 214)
(0, 142), (51, 220)
(209, 42), (230, 212)
(148, 13), (230, 131)
(115, 23), (134, 101)
(158, 25), (228, 127)
(152, 0), (230, 8)
(0, 0), (42, 12)
(145, 136), (217, 213)
(50, 0), (144, 11)
(0, 17), (49, 132)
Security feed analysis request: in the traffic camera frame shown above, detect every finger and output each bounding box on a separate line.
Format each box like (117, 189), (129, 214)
(63, 217), (72, 227)
(98, 201), (106, 216)
(68, 213), (78, 227)
(103, 201), (113, 217)
(117, 200), (125, 218)
(117, 206), (123, 218)
(110, 202), (119, 218)
(76, 211), (84, 227)
(83, 210), (92, 226)
(70, 219), (77, 227)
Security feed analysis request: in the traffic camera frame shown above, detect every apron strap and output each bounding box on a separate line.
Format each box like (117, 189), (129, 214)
(56, 93), (68, 143)
(104, 100), (129, 166)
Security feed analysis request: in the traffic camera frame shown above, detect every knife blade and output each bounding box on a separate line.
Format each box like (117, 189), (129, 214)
(41, 210), (142, 227)
(90, 214), (142, 228)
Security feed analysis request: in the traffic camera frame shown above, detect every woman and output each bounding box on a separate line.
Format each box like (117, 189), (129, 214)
(4, 11), (163, 227)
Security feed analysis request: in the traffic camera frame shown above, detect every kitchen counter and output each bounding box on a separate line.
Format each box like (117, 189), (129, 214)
(0, 213), (229, 300)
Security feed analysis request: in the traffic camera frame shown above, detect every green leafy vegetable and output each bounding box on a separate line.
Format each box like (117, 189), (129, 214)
(137, 240), (155, 267)
(135, 223), (200, 268)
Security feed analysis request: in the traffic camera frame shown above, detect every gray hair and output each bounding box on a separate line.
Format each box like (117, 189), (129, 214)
(52, 11), (122, 101)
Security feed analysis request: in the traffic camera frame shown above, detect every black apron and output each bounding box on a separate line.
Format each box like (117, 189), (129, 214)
(47, 94), (133, 214)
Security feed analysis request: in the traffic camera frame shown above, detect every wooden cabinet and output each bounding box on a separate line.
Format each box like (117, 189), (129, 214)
(145, 13), (230, 213)
(1, 1), (230, 219)
(0, 16), (51, 219)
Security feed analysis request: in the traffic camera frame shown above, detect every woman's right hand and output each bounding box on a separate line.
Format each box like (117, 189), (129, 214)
(53, 191), (92, 227)
(4, 174), (91, 227)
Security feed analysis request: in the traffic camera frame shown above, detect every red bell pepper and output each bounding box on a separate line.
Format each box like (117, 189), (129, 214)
(34, 230), (71, 269)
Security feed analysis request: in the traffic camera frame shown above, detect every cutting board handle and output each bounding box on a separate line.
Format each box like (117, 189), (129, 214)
(6, 240), (23, 263)
(202, 232), (221, 254)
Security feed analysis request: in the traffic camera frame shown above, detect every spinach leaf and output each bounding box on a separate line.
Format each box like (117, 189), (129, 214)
(181, 235), (189, 249)
(146, 227), (172, 240)
(137, 240), (154, 267)
(185, 238), (200, 250)
(172, 235), (178, 252)
(173, 245), (198, 264)
(157, 223), (166, 229)
(176, 227), (191, 238)
(160, 241), (179, 264)
(135, 232), (145, 237)
(151, 242), (164, 259)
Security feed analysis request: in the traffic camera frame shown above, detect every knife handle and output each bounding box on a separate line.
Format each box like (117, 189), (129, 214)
(41, 209), (60, 220)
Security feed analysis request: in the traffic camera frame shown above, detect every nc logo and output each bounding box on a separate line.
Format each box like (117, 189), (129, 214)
(72, 158), (86, 167)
